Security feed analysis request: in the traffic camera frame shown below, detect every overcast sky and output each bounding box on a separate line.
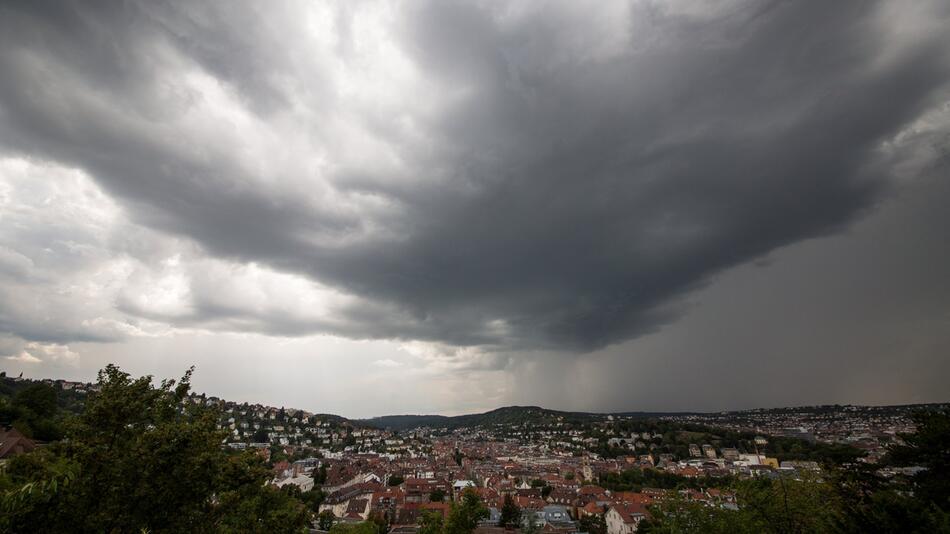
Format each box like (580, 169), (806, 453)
(1, 0), (949, 418)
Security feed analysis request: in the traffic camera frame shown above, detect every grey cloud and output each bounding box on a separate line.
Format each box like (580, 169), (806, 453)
(512, 157), (950, 412)
(1, 0), (948, 352)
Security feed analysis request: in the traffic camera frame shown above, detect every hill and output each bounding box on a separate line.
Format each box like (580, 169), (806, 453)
(361, 405), (601, 430)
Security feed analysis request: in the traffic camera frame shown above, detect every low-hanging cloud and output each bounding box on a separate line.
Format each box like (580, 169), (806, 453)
(1, 0), (948, 354)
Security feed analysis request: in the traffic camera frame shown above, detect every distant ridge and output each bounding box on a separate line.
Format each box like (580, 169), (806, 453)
(360, 405), (605, 430)
(359, 414), (451, 430)
(359, 406), (704, 431)
(358, 402), (950, 431)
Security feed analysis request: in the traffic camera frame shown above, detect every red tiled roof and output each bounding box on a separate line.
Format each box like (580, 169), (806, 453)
(578, 485), (607, 495)
(610, 503), (650, 524)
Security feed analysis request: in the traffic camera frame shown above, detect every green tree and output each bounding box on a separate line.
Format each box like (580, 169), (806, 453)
(13, 383), (57, 419)
(735, 475), (840, 533)
(388, 474), (405, 486)
(827, 410), (950, 533)
(578, 513), (607, 534)
(329, 521), (379, 534)
(301, 488), (327, 513)
(641, 475), (839, 534)
(430, 488), (446, 502)
(215, 477), (312, 534)
(418, 510), (444, 534)
(6, 383), (63, 440)
(521, 509), (540, 534)
(498, 494), (521, 528)
(0, 365), (310, 533)
(445, 489), (488, 534)
(831, 466), (950, 534)
(0, 447), (77, 529)
(888, 409), (950, 509)
(314, 463), (329, 484)
(369, 510), (390, 534)
(318, 510), (337, 530)
(639, 495), (755, 534)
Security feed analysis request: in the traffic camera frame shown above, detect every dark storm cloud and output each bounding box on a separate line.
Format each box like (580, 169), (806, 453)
(1, 0), (948, 350)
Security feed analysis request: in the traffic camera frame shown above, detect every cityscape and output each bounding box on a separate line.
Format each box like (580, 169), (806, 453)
(1, 0), (949, 532)
(1, 372), (946, 532)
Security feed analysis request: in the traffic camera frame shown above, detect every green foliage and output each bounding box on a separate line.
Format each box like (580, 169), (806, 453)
(764, 438), (864, 465)
(640, 410), (950, 534)
(0, 382), (65, 441)
(418, 510), (444, 534)
(318, 509), (337, 530)
(0, 365), (310, 534)
(734, 475), (841, 533)
(604, 419), (863, 466)
(830, 465), (950, 533)
(444, 489), (488, 534)
(369, 511), (390, 533)
(314, 463), (329, 484)
(388, 474), (405, 486)
(300, 488), (327, 512)
(578, 513), (606, 534)
(639, 497), (753, 534)
(329, 521), (380, 534)
(430, 488), (446, 502)
(14, 384), (57, 419)
(599, 467), (732, 492)
(270, 443), (290, 463)
(521, 509), (540, 534)
(823, 410), (950, 533)
(0, 448), (77, 525)
(888, 409), (950, 509)
(641, 475), (839, 534)
(215, 480), (311, 534)
(498, 493), (521, 528)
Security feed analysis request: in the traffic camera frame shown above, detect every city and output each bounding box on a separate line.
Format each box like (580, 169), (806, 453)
(1, 0), (949, 532)
(2, 371), (946, 532)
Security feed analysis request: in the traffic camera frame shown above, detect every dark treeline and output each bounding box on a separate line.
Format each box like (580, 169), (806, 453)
(592, 419), (864, 464)
(0, 366), (319, 533)
(599, 469), (736, 492)
(637, 410), (950, 533)
(0, 377), (85, 442)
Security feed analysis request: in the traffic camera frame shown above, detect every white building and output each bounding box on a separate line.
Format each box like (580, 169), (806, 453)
(606, 504), (647, 534)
